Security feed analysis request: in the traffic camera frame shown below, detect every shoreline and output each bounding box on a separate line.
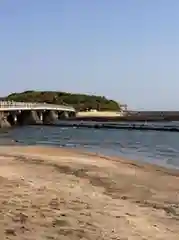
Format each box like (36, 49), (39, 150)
(1, 142), (179, 172)
(0, 145), (179, 239)
(1, 144), (179, 185)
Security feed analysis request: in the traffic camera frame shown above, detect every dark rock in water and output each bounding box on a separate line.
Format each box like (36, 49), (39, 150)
(0, 112), (11, 128)
(0, 119), (11, 128)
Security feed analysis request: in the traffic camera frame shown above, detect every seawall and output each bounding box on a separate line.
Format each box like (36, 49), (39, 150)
(74, 115), (179, 122)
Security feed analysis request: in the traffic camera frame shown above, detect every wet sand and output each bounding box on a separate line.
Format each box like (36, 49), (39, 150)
(0, 146), (179, 239)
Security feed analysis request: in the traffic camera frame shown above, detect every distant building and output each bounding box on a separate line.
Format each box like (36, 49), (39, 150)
(120, 104), (128, 112)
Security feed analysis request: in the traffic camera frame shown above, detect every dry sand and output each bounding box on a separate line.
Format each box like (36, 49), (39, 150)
(0, 145), (179, 240)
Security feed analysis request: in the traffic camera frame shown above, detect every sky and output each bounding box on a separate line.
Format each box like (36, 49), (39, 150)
(0, 0), (179, 110)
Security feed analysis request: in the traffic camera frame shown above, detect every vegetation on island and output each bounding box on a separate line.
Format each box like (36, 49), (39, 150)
(5, 91), (120, 111)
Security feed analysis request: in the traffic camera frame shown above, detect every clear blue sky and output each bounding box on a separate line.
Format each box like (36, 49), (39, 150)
(0, 0), (179, 110)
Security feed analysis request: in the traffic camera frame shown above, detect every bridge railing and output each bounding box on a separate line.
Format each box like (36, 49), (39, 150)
(0, 101), (75, 111)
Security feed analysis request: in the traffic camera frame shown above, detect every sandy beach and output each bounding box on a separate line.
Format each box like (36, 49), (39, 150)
(0, 146), (179, 239)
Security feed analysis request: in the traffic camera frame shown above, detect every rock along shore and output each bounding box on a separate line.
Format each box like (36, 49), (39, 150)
(0, 145), (179, 240)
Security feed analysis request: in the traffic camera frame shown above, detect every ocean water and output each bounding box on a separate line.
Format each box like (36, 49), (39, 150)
(1, 122), (179, 169)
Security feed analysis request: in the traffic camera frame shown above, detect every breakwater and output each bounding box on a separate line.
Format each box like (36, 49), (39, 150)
(41, 121), (179, 132)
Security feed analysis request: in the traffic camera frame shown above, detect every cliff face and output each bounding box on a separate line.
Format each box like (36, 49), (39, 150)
(5, 91), (120, 111)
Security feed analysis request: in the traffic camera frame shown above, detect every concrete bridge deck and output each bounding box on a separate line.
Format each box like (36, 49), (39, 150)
(0, 101), (75, 112)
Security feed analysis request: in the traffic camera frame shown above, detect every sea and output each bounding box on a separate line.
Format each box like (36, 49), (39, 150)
(1, 121), (179, 170)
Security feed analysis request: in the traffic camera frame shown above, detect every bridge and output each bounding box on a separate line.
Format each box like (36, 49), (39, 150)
(0, 101), (76, 128)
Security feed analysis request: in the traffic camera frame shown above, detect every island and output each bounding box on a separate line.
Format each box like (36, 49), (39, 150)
(4, 90), (121, 112)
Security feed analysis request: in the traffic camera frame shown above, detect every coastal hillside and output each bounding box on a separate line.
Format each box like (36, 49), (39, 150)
(5, 91), (120, 111)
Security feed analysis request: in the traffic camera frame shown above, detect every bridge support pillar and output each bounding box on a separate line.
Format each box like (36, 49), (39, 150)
(58, 111), (68, 119)
(0, 112), (11, 128)
(58, 111), (76, 119)
(7, 112), (18, 126)
(43, 110), (58, 124)
(39, 112), (43, 121)
(69, 111), (76, 118)
(17, 110), (42, 125)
